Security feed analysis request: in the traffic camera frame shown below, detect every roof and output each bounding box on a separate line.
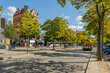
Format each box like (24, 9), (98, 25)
(21, 8), (30, 13)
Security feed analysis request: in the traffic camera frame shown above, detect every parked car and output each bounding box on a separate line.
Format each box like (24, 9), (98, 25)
(104, 44), (110, 49)
(0, 45), (6, 49)
(10, 45), (15, 48)
(15, 42), (20, 46)
(104, 48), (110, 55)
(82, 40), (93, 51)
(49, 44), (60, 47)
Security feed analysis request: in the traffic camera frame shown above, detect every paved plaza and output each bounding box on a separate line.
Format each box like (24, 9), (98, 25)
(0, 47), (92, 73)
(0, 47), (109, 73)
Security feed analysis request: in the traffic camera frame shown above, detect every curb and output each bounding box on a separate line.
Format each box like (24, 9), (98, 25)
(106, 61), (110, 70)
(86, 54), (99, 73)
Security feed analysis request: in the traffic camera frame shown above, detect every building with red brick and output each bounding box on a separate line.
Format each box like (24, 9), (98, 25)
(13, 6), (39, 28)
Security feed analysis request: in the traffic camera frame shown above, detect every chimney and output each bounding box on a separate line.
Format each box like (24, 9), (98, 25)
(24, 5), (28, 9)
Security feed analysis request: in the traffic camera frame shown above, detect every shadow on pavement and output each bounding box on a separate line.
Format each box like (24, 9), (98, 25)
(55, 49), (95, 56)
(0, 59), (85, 73)
(34, 52), (90, 58)
(10, 49), (38, 52)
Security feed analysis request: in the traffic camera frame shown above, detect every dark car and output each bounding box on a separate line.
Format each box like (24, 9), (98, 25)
(10, 45), (15, 48)
(104, 44), (110, 49)
(0, 45), (6, 49)
(104, 48), (110, 55)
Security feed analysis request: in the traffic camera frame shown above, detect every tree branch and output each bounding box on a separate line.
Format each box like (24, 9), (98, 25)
(103, 7), (110, 13)
(96, 3), (100, 17)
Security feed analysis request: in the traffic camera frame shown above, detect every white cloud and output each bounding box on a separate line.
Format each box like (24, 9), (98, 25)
(60, 13), (70, 19)
(76, 15), (83, 24)
(3, 6), (17, 23)
(7, 6), (17, 16)
(76, 15), (82, 21)
(8, 6), (17, 13)
(78, 22), (83, 24)
(64, 16), (70, 19)
(69, 25), (83, 30)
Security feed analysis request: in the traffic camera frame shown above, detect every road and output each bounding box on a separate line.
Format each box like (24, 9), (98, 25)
(0, 47), (95, 73)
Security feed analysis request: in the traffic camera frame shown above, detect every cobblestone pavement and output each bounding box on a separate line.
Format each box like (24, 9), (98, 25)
(0, 47), (93, 73)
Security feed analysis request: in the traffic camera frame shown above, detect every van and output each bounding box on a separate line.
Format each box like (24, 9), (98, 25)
(82, 40), (93, 51)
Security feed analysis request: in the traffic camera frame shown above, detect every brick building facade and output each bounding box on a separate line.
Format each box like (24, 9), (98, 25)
(13, 6), (39, 28)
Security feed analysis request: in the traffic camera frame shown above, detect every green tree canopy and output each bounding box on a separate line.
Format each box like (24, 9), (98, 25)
(17, 11), (40, 51)
(82, 8), (110, 43)
(17, 11), (40, 40)
(0, 6), (2, 11)
(2, 21), (17, 40)
(0, 6), (2, 16)
(76, 31), (96, 45)
(41, 17), (69, 50)
(59, 28), (76, 43)
(57, 0), (110, 60)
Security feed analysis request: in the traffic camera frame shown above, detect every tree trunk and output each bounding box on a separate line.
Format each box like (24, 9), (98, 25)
(29, 38), (30, 48)
(53, 38), (55, 50)
(27, 38), (30, 53)
(27, 44), (28, 53)
(59, 41), (61, 47)
(102, 16), (104, 58)
(96, 3), (104, 61)
(37, 40), (38, 48)
(64, 40), (67, 49)
(97, 18), (103, 61)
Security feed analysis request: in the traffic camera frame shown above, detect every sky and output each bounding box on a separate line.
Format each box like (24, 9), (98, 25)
(0, 0), (87, 31)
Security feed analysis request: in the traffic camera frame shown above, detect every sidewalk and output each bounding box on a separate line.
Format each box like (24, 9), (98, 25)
(86, 54), (99, 73)
(87, 54), (110, 73)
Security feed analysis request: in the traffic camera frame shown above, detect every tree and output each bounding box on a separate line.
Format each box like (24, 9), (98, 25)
(0, 6), (2, 12)
(75, 31), (96, 47)
(58, 28), (76, 48)
(57, 0), (110, 61)
(82, 8), (110, 43)
(0, 6), (2, 16)
(2, 21), (17, 49)
(41, 17), (69, 50)
(76, 31), (84, 46)
(67, 28), (76, 43)
(17, 12), (40, 52)
(76, 31), (87, 45)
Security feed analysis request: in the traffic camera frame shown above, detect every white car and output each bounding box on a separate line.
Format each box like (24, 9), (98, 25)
(49, 44), (60, 47)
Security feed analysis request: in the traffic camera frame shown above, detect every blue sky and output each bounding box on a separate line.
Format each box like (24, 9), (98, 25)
(0, 0), (87, 31)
